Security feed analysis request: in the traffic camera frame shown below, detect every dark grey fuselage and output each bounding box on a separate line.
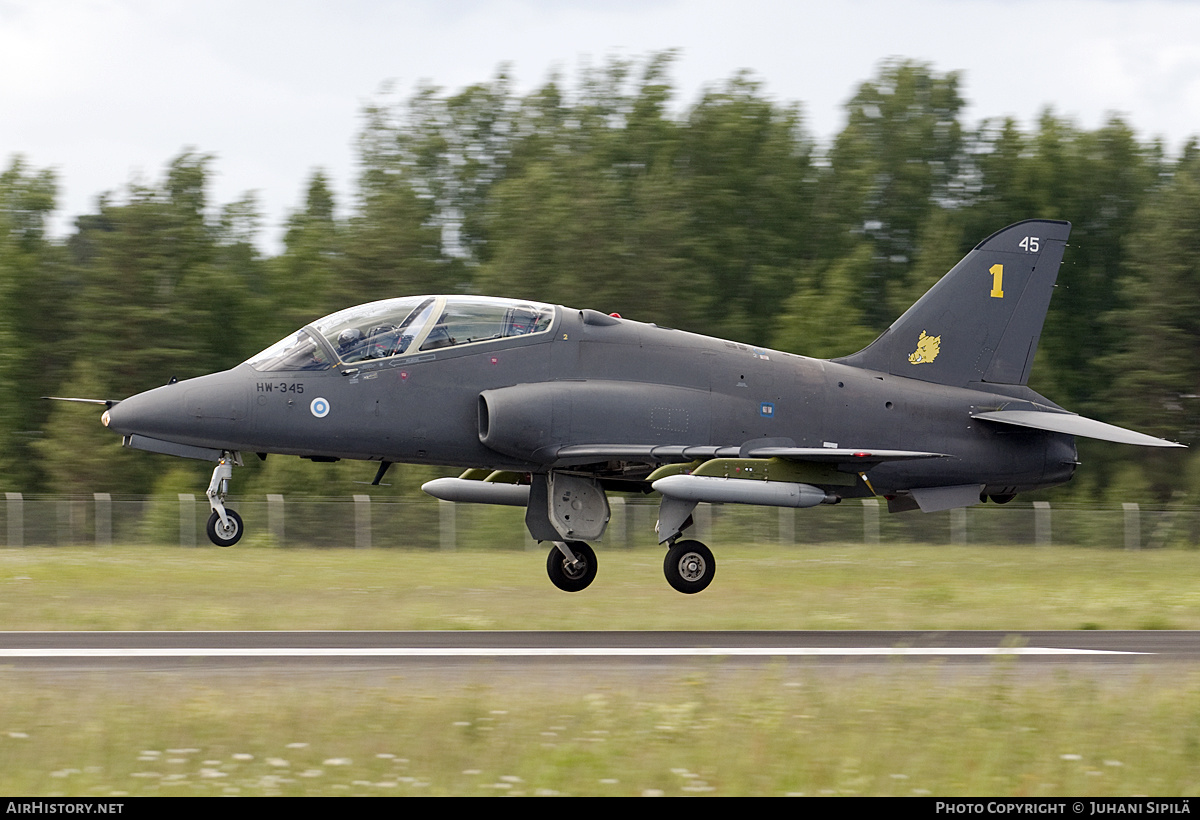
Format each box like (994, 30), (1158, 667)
(107, 305), (1076, 498)
(94, 219), (1188, 588)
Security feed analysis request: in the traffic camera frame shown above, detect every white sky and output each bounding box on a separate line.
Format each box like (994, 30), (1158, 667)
(3, 0), (1200, 252)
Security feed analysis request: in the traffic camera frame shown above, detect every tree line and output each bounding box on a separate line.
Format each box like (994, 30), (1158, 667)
(3, 55), (1198, 504)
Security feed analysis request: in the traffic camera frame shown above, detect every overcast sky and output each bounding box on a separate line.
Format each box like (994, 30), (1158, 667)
(3, 0), (1199, 252)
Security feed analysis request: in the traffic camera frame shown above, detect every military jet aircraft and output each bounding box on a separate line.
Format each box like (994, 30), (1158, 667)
(85, 219), (1182, 593)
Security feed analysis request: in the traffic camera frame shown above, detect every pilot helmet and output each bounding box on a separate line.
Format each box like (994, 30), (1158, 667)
(338, 328), (364, 349)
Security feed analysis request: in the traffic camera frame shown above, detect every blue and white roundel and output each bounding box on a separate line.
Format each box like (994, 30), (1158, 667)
(310, 397), (331, 418)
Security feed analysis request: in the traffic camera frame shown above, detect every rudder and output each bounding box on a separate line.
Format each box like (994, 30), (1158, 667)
(833, 219), (1071, 387)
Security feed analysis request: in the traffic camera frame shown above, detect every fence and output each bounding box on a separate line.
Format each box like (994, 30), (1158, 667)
(2, 492), (1197, 550)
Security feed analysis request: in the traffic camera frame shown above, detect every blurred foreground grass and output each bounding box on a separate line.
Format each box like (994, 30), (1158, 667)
(1, 665), (1198, 796)
(1, 543), (1198, 631)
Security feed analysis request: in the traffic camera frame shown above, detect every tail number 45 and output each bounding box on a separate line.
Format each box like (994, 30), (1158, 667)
(989, 236), (1041, 298)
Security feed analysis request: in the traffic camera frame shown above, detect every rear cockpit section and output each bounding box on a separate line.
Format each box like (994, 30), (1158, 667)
(245, 296), (557, 372)
(414, 297), (554, 353)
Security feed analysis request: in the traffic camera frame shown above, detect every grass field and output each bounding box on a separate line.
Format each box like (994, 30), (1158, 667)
(2, 665), (1199, 797)
(1, 542), (1198, 631)
(2, 543), (1199, 796)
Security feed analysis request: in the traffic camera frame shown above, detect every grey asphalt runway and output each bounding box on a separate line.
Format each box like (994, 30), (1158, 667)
(1, 630), (1196, 673)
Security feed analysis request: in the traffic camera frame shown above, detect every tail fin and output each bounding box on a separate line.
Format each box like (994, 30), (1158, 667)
(834, 219), (1071, 387)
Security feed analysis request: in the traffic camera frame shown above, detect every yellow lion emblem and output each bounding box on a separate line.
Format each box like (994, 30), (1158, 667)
(908, 330), (941, 365)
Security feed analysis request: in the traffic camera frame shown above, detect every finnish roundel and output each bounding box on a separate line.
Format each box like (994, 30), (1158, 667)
(310, 397), (331, 418)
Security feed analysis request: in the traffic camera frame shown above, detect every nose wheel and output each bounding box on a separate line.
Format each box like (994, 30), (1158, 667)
(664, 539), (715, 594)
(206, 509), (244, 547)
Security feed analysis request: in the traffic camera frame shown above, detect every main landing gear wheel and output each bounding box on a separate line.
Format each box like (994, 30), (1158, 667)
(206, 509), (244, 547)
(546, 541), (597, 592)
(664, 539), (715, 594)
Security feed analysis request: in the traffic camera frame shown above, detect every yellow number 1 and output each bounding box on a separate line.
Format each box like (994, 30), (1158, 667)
(989, 264), (1004, 298)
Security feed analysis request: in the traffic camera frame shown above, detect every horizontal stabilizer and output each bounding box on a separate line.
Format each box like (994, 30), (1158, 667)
(971, 410), (1185, 448)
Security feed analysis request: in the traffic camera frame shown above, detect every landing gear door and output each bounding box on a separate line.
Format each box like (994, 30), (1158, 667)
(547, 473), (609, 541)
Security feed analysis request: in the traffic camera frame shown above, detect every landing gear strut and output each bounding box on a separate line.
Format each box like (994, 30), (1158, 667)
(663, 539), (716, 594)
(546, 541), (597, 592)
(205, 451), (243, 547)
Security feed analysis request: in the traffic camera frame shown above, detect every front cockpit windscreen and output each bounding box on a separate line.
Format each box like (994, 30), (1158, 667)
(244, 330), (333, 372)
(246, 296), (556, 371)
(315, 296), (437, 363)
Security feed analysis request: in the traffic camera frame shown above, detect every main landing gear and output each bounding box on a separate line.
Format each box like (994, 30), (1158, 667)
(543, 538), (716, 594)
(546, 541), (598, 592)
(205, 452), (243, 547)
(663, 539), (716, 594)
(654, 493), (715, 593)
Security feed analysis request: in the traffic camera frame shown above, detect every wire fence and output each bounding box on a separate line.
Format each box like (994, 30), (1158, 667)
(3, 492), (1198, 551)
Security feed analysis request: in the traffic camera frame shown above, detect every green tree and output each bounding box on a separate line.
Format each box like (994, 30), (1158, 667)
(0, 156), (66, 490)
(1108, 149), (1200, 442)
(478, 57), (818, 339)
(34, 363), (138, 495)
(346, 115), (448, 297)
(821, 59), (966, 327)
(67, 153), (219, 390)
(676, 71), (816, 343)
(267, 171), (344, 331)
(41, 152), (262, 493)
(771, 244), (879, 358)
(477, 55), (697, 323)
(960, 114), (1164, 411)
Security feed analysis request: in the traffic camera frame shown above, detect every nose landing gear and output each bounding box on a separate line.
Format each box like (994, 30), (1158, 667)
(205, 452), (243, 547)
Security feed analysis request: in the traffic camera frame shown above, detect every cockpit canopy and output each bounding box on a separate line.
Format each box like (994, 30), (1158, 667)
(246, 296), (556, 372)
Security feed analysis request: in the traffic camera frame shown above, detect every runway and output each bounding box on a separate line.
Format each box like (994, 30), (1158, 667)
(1, 630), (1197, 672)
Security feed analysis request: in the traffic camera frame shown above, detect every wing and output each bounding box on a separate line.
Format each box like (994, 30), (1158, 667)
(426, 444), (948, 504)
(553, 443), (946, 466)
(736, 446), (948, 464)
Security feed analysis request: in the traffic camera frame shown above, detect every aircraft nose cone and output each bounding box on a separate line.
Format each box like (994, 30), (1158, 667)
(104, 370), (250, 449)
(102, 383), (184, 437)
